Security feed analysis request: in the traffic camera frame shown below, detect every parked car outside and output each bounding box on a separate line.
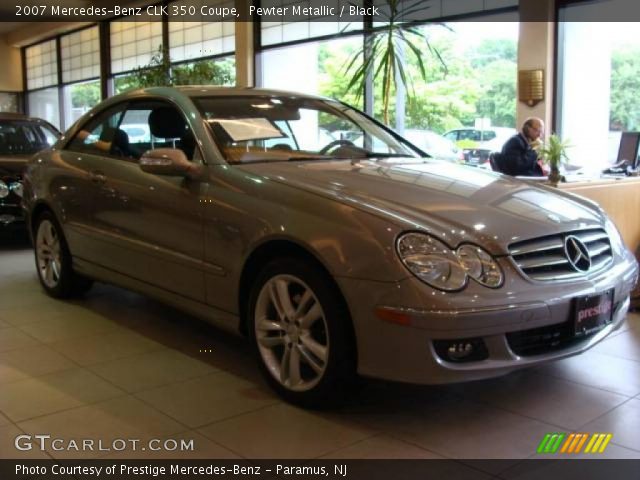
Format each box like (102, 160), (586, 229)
(24, 87), (638, 407)
(0, 113), (60, 234)
(403, 129), (464, 162)
(444, 127), (517, 166)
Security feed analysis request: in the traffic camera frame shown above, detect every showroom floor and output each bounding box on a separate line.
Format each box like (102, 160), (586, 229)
(1, 240), (640, 465)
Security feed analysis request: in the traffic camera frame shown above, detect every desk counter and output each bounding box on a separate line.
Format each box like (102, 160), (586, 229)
(557, 175), (640, 255)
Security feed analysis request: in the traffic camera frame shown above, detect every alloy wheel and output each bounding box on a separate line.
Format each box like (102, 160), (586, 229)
(254, 274), (329, 392)
(36, 219), (62, 289)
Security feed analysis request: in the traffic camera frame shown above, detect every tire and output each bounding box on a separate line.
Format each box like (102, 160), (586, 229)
(248, 257), (356, 408)
(33, 211), (93, 298)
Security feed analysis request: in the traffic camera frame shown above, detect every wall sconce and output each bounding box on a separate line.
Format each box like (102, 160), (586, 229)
(518, 69), (545, 107)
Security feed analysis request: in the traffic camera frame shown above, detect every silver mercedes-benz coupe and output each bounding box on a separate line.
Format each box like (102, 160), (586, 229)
(23, 87), (638, 406)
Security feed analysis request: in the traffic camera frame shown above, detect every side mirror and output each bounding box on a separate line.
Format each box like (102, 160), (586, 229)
(139, 148), (193, 176)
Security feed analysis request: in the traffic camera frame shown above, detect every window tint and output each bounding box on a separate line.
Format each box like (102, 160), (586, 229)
(67, 104), (126, 158)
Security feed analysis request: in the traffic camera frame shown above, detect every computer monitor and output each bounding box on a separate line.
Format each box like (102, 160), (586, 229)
(617, 131), (640, 168)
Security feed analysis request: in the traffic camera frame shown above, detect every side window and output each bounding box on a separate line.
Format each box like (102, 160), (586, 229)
(67, 105), (126, 158)
(481, 131), (497, 141)
(37, 125), (59, 146)
(443, 131), (457, 142)
(120, 101), (196, 161)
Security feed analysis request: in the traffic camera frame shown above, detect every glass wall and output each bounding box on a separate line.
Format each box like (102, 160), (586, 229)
(168, 0), (236, 64)
(409, 16), (519, 134)
(60, 26), (101, 129)
(558, 1), (640, 170)
(261, 35), (363, 104)
(110, 20), (163, 74)
(25, 40), (58, 90)
(27, 88), (60, 130)
(61, 26), (100, 83)
(25, 15), (237, 127)
(62, 80), (101, 129)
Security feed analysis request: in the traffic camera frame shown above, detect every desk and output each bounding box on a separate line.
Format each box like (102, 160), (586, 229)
(557, 176), (640, 254)
(557, 176), (640, 305)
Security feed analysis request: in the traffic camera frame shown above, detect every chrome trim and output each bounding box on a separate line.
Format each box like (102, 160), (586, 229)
(509, 228), (613, 282)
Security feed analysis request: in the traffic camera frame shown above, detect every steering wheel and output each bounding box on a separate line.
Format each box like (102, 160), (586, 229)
(319, 139), (355, 155)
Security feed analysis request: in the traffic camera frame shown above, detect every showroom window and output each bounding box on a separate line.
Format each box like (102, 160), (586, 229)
(557, 0), (640, 170)
(407, 14), (519, 134)
(61, 26), (100, 83)
(168, 0), (235, 62)
(27, 88), (60, 130)
(60, 26), (101, 129)
(259, 8), (518, 139)
(110, 19), (163, 74)
(25, 39), (58, 90)
(25, 39), (60, 129)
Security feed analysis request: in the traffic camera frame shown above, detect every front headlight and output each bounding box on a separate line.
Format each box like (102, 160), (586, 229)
(0, 180), (8, 199)
(397, 233), (503, 291)
(604, 218), (624, 250)
(456, 244), (503, 288)
(397, 233), (467, 291)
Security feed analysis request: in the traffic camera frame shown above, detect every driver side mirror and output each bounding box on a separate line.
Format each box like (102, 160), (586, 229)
(139, 148), (194, 177)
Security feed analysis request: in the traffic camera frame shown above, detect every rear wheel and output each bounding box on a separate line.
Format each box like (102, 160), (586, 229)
(34, 212), (93, 298)
(248, 258), (356, 407)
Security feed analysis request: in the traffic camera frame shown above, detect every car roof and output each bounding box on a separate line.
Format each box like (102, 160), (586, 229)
(124, 85), (331, 101)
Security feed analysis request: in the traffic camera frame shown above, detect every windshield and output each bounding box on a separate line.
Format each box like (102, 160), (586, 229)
(194, 96), (420, 164)
(0, 120), (59, 155)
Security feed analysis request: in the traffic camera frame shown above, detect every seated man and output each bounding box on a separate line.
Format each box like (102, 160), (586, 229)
(493, 117), (545, 176)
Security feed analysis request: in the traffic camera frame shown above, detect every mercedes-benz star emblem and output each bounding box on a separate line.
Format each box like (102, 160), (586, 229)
(564, 235), (591, 272)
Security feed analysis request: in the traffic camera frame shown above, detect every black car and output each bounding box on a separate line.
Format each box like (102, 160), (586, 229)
(0, 113), (59, 233)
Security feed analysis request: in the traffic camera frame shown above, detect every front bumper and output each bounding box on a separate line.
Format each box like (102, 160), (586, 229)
(338, 251), (638, 385)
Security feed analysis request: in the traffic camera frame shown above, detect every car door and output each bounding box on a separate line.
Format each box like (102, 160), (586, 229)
(57, 103), (128, 261)
(89, 99), (206, 302)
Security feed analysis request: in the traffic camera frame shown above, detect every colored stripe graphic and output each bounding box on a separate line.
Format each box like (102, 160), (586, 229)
(537, 433), (552, 453)
(539, 432), (613, 454)
(537, 433), (566, 453)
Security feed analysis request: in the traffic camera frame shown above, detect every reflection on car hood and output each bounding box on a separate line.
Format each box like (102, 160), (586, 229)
(0, 155), (31, 176)
(240, 158), (604, 254)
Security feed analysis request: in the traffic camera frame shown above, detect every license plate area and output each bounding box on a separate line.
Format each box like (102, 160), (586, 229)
(574, 289), (614, 336)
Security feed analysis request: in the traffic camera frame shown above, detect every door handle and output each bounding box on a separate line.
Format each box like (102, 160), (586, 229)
(89, 170), (106, 184)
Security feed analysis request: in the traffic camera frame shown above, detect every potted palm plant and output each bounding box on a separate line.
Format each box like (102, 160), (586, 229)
(538, 134), (571, 186)
(343, 0), (447, 125)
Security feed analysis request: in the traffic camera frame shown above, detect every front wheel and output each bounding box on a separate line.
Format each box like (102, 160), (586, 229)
(34, 212), (93, 298)
(248, 258), (356, 407)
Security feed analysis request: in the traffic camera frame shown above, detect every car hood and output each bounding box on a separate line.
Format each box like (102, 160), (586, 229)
(239, 158), (605, 254)
(0, 155), (31, 176)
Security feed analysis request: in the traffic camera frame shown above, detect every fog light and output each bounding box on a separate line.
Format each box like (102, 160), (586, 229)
(433, 338), (488, 363)
(0, 214), (15, 225)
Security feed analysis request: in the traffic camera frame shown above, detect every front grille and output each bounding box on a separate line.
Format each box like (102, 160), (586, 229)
(507, 300), (619, 357)
(509, 229), (612, 281)
(506, 321), (576, 356)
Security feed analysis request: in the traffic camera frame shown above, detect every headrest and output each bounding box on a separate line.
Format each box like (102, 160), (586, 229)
(148, 107), (187, 139)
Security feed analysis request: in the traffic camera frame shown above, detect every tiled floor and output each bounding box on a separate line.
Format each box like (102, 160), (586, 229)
(1, 241), (640, 467)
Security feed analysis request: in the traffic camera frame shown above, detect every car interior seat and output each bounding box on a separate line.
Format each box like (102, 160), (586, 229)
(148, 107), (195, 160)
